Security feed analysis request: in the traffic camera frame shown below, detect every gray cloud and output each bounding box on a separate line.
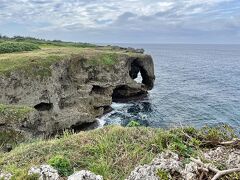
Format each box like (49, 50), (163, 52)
(0, 0), (239, 43)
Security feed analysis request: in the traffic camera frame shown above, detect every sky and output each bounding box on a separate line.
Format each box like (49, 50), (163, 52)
(0, 0), (240, 44)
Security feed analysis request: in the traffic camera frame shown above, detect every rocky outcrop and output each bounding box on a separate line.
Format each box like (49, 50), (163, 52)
(68, 170), (103, 180)
(28, 165), (60, 180)
(28, 166), (103, 180)
(0, 172), (12, 180)
(126, 151), (188, 180)
(0, 51), (155, 139)
(126, 148), (240, 180)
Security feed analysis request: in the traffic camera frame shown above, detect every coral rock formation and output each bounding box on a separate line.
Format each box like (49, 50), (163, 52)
(0, 49), (155, 139)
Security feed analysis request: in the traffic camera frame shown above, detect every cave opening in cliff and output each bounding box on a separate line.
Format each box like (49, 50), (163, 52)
(134, 72), (143, 83)
(112, 85), (147, 102)
(70, 121), (98, 132)
(91, 85), (106, 95)
(129, 59), (150, 87)
(34, 102), (53, 111)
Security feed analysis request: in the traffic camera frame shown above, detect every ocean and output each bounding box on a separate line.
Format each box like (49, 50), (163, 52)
(99, 44), (240, 129)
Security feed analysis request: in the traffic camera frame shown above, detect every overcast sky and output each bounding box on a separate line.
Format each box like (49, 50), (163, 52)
(0, 0), (240, 44)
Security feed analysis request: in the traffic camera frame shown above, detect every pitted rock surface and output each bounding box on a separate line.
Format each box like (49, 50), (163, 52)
(28, 165), (60, 180)
(0, 53), (155, 138)
(0, 172), (12, 180)
(68, 170), (103, 180)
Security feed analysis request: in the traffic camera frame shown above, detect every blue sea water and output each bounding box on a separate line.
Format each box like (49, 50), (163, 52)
(100, 44), (240, 129)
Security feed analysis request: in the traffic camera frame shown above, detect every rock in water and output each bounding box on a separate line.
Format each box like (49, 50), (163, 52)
(28, 165), (60, 180)
(68, 170), (103, 180)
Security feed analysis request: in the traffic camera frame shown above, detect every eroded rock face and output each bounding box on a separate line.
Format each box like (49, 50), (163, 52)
(0, 53), (155, 138)
(28, 165), (60, 180)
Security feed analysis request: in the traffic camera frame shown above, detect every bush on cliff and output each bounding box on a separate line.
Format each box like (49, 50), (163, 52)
(0, 42), (40, 54)
(48, 155), (73, 176)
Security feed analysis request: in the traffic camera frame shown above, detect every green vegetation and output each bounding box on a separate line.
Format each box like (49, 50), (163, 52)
(89, 53), (118, 66)
(0, 130), (24, 151)
(0, 35), (143, 78)
(156, 169), (169, 180)
(0, 104), (34, 150)
(48, 155), (73, 176)
(0, 125), (238, 180)
(0, 35), (96, 48)
(0, 42), (40, 54)
(126, 120), (141, 127)
(0, 53), (68, 77)
(0, 35), (97, 77)
(0, 45), (132, 78)
(0, 104), (34, 123)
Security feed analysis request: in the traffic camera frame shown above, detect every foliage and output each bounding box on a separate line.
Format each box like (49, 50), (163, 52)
(197, 124), (237, 143)
(25, 173), (40, 180)
(0, 104), (34, 123)
(127, 120), (141, 127)
(223, 172), (240, 180)
(1, 165), (29, 180)
(0, 35), (140, 78)
(89, 53), (118, 66)
(169, 137), (193, 157)
(0, 125), (237, 180)
(156, 169), (169, 180)
(0, 104), (34, 150)
(0, 53), (66, 77)
(0, 47), (124, 78)
(0, 35), (96, 48)
(48, 155), (73, 176)
(0, 130), (24, 152)
(0, 42), (40, 54)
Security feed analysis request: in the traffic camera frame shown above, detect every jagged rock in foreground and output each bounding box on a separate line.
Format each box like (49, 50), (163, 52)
(68, 170), (103, 180)
(29, 165), (104, 180)
(126, 151), (196, 180)
(0, 47), (155, 140)
(0, 172), (12, 180)
(203, 146), (240, 169)
(28, 165), (60, 180)
(126, 147), (240, 180)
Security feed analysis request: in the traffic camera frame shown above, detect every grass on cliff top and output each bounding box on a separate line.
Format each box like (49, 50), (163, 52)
(0, 36), (145, 77)
(0, 125), (237, 180)
(0, 104), (34, 123)
(0, 46), (142, 78)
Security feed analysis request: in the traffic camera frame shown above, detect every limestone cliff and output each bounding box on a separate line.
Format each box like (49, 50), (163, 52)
(0, 46), (155, 139)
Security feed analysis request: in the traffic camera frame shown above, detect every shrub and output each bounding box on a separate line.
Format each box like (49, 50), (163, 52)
(48, 155), (73, 176)
(0, 42), (40, 54)
(127, 120), (141, 127)
(156, 169), (169, 180)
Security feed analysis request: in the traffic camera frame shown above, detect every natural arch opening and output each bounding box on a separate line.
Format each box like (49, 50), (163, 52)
(134, 72), (143, 83)
(129, 59), (152, 88)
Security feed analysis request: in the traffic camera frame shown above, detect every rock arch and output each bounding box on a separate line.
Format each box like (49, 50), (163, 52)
(129, 57), (155, 90)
